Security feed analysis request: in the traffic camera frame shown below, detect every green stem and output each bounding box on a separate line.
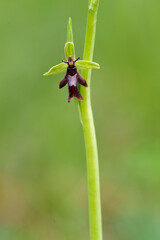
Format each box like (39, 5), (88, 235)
(79, 1), (103, 240)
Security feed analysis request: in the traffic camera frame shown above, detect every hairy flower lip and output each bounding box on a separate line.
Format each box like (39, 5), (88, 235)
(58, 56), (88, 102)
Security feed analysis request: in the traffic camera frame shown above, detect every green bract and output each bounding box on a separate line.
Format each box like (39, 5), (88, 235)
(67, 17), (73, 42)
(43, 17), (100, 77)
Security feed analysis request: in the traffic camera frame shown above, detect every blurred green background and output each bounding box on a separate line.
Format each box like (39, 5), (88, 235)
(0, 0), (160, 239)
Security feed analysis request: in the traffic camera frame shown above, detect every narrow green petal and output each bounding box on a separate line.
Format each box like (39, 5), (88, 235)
(67, 17), (73, 42)
(76, 60), (100, 70)
(43, 62), (67, 76)
(64, 42), (75, 60)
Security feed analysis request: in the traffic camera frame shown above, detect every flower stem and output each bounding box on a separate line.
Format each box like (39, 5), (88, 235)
(79, 0), (103, 240)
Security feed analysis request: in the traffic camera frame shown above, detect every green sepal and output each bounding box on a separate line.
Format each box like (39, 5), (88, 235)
(67, 17), (73, 42)
(43, 62), (67, 76)
(76, 60), (100, 70)
(64, 42), (75, 60)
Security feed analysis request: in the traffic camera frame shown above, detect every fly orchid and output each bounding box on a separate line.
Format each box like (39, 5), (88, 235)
(43, 9), (103, 240)
(60, 56), (88, 102)
(43, 18), (100, 103)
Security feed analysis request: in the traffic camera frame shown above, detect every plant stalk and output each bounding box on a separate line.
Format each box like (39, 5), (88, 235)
(79, 0), (103, 240)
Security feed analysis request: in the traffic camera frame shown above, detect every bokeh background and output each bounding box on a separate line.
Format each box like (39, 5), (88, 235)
(0, 0), (160, 239)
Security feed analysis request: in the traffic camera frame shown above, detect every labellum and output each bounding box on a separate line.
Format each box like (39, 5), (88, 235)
(59, 56), (88, 103)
